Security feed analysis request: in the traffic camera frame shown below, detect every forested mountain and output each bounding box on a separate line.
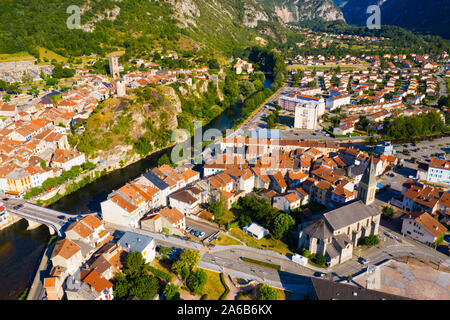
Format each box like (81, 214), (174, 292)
(335, 0), (450, 39)
(0, 0), (287, 57)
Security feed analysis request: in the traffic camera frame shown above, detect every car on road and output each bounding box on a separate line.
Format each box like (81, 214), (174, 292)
(190, 229), (197, 235)
(13, 204), (23, 210)
(313, 272), (326, 278)
(57, 215), (65, 219)
(360, 257), (370, 265)
(198, 231), (205, 238)
(186, 226), (192, 232)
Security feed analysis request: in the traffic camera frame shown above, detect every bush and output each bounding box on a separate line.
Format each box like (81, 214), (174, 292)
(301, 248), (311, 258)
(363, 234), (380, 247)
(146, 266), (172, 282)
(163, 283), (180, 300)
(258, 284), (277, 300)
(312, 254), (327, 266)
(382, 206), (394, 217)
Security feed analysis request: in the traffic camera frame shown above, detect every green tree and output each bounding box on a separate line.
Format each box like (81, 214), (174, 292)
(158, 153), (173, 167)
(124, 252), (147, 278)
(40, 159), (46, 168)
(208, 200), (224, 219)
(258, 284), (277, 300)
(128, 275), (160, 300)
(186, 269), (208, 294)
(164, 283), (180, 300)
(171, 249), (201, 276)
(382, 206), (394, 218)
(363, 235), (380, 247)
(272, 213), (295, 239)
(301, 248), (311, 258)
(313, 254), (327, 266)
(159, 246), (172, 258)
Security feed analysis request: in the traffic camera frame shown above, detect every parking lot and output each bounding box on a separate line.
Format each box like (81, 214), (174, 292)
(391, 137), (450, 163)
(185, 217), (219, 242)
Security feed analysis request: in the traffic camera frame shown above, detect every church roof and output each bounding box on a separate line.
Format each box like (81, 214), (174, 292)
(302, 219), (333, 239)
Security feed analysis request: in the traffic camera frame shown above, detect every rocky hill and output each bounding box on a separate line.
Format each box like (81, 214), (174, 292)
(259, 0), (344, 23)
(0, 0), (286, 57)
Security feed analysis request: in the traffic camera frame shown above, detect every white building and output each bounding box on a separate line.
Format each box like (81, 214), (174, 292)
(100, 194), (145, 228)
(426, 158), (450, 186)
(119, 232), (156, 263)
(294, 102), (319, 130)
(51, 149), (86, 171)
(401, 211), (446, 246)
(243, 222), (269, 240)
(326, 95), (351, 110)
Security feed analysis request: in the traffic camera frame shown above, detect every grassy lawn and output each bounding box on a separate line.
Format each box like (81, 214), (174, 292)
(199, 268), (227, 300)
(212, 234), (242, 246)
(0, 51), (35, 62)
(229, 228), (293, 255)
(37, 46), (67, 63)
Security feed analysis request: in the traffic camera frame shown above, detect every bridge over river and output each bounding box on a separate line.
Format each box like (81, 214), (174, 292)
(2, 197), (90, 236)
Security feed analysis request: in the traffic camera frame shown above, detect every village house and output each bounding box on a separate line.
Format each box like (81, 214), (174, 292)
(401, 211), (446, 246)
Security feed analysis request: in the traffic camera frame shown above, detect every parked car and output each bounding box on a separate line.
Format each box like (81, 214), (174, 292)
(198, 231), (205, 238)
(313, 272), (326, 278)
(360, 257), (370, 265)
(186, 226), (192, 233)
(190, 229), (197, 235)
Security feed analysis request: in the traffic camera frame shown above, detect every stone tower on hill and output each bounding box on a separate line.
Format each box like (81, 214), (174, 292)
(358, 156), (377, 205)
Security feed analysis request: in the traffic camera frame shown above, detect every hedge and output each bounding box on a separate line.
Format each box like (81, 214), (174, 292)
(242, 257), (281, 270)
(218, 273), (230, 300)
(147, 266), (172, 282)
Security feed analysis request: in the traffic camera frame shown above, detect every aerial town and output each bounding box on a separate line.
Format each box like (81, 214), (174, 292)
(0, 1), (449, 305)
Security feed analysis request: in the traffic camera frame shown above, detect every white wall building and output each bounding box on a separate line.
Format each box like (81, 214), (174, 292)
(294, 103), (319, 130)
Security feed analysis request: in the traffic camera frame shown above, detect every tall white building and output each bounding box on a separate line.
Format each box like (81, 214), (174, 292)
(426, 158), (450, 186)
(294, 102), (319, 130)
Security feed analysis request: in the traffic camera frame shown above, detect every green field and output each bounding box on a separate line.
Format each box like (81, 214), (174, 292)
(37, 47), (67, 63)
(229, 228), (293, 255)
(0, 52), (35, 63)
(199, 268), (227, 300)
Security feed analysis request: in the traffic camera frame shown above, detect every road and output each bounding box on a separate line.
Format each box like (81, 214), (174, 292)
(435, 69), (448, 98)
(108, 219), (450, 297)
(2, 196), (90, 235)
(332, 226), (450, 278)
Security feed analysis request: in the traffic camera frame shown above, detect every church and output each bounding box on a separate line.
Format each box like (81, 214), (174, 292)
(297, 157), (381, 267)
